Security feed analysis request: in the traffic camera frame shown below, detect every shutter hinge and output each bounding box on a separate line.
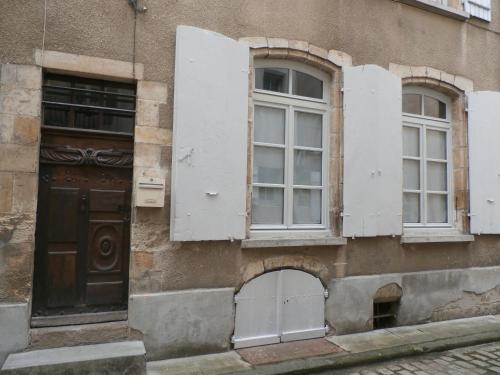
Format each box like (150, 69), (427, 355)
(231, 336), (236, 344)
(234, 294), (239, 304)
(324, 289), (329, 299)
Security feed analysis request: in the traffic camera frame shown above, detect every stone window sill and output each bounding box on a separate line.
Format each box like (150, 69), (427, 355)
(398, 0), (470, 21)
(401, 232), (474, 244)
(241, 235), (347, 249)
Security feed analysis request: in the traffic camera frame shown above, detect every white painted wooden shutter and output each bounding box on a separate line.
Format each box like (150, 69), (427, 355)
(280, 270), (326, 342)
(170, 26), (249, 241)
(233, 272), (280, 349)
(468, 91), (500, 234)
(233, 270), (326, 349)
(343, 65), (403, 237)
(464, 0), (491, 21)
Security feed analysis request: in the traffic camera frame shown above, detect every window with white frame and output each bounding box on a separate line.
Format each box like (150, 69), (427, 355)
(251, 60), (330, 230)
(402, 86), (452, 227)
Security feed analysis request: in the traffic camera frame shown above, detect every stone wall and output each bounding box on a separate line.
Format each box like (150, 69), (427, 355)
(0, 63), (41, 303)
(0, 63), (41, 365)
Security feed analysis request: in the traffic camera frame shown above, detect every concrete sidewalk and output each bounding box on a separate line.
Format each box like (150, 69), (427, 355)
(147, 315), (500, 374)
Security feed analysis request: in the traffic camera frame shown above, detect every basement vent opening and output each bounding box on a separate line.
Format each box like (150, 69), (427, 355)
(373, 299), (400, 329)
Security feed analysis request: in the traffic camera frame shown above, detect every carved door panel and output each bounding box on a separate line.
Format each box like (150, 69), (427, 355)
(33, 127), (133, 316)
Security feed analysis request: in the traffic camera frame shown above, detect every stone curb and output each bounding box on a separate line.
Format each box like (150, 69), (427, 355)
(227, 331), (500, 375)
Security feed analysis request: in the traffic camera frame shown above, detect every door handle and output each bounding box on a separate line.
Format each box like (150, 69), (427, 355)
(80, 194), (87, 213)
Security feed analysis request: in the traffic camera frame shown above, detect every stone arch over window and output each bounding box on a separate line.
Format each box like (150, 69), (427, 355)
(232, 268), (327, 348)
(390, 63), (473, 233)
(240, 37), (352, 237)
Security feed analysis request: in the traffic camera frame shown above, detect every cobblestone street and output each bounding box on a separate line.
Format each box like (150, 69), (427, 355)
(333, 342), (500, 375)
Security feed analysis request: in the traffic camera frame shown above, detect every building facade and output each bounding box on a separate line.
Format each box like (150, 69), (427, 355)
(1, 0), (500, 365)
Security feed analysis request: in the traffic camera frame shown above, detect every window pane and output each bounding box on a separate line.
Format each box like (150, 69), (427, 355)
(75, 109), (100, 129)
(254, 106), (286, 144)
(255, 68), (289, 93)
(427, 194), (447, 223)
(43, 106), (69, 127)
(424, 96), (446, 119)
(403, 192), (420, 223)
(403, 126), (420, 157)
(43, 87), (72, 103)
(403, 159), (420, 190)
(293, 189), (321, 224)
(403, 94), (422, 115)
(427, 161), (447, 191)
(292, 70), (323, 99)
(102, 113), (135, 134)
(294, 150), (322, 186)
(253, 146), (285, 184)
(426, 129), (447, 159)
(252, 187), (284, 224)
(294, 111), (322, 148)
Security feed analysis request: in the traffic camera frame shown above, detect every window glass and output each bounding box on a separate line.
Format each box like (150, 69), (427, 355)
(255, 68), (289, 93)
(252, 187), (284, 224)
(42, 74), (136, 134)
(294, 150), (322, 186)
(254, 106), (285, 144)
(424, 96), (446, 119)
(294, 112), (322, 148)
(426, 129), (447, 159)
(403, 193), (420, 223)
(402, 88), (451, 226)
(403, 94), (422, 115)
(293, 189), (321, 224)
(403, 126), (420, 157)
(252, 62), (327, 228)
(427, 194), (447, 223)
(403, 159), (420, 190)
(253, 146), (285, 184)
(427, 162), (447, 191)
(292, 71), (323, 99)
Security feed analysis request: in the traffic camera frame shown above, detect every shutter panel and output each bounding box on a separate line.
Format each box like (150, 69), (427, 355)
(343, 65), (403, 237)
(464, 0), (491, 21)
(170, 26), (249, 241)
(468, 91), (500, 234)
(233, 272), (280, 349)
(280, 270), (326, 342)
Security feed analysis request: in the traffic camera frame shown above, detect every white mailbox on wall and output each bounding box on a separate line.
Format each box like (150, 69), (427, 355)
(136, 177), (165, 207)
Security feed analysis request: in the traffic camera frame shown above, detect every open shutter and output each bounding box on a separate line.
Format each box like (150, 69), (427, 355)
(170, 26), (249, 241)
(464, 0), (491, 21)
(468, 91), (500, 234)
(343, 65), (403, 237)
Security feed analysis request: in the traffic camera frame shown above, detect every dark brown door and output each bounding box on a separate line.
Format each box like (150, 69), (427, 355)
(33, 127), (133, 316)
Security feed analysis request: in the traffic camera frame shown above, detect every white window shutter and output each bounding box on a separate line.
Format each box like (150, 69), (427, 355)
(464, 0), (491, 21)
(468, 91), (500, 234)
(170, 26), (249, 241)
(343, 65), (403, 237)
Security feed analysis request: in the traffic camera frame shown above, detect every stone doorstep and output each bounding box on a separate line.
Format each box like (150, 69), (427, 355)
(145, 314), (500, 375)
(0, 341), (146, 374)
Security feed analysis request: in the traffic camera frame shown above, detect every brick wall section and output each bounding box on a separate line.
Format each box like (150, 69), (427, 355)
(0, 63), (42, 302)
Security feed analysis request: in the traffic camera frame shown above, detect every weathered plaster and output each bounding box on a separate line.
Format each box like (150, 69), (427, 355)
(128, 289), (235, 360)
(327, 266), (500, 334)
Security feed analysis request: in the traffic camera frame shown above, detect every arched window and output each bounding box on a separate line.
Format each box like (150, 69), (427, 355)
(402, 86), (452, 226)
(251, 60), (330, 230)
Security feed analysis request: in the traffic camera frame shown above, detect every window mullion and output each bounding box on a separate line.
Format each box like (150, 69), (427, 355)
(421, 125), (427, 225)
(286, 106), (294, 227)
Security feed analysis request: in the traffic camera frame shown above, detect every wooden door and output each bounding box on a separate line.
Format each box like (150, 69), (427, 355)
(33, 127), (133, 316)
